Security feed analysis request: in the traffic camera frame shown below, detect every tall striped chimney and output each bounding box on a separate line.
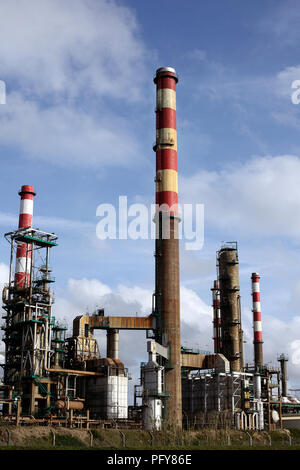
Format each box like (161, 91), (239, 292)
(14, 185), (36, 288)
(251, 272), (263, 368)
(153, 67), (181, 428)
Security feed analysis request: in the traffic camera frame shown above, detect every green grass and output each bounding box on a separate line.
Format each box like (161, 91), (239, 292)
(1, 443), (300, 450)
(0, 427), (297, 450)
(54, 434), (86, 448)
(289, 428), (300, 439)
(91, 429), (105, 441)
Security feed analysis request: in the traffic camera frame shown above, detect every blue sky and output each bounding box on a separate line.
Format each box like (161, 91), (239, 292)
(1, 0), (300, 395)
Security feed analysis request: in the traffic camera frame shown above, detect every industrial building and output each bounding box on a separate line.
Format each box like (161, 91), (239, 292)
(0, 67), (297, 431)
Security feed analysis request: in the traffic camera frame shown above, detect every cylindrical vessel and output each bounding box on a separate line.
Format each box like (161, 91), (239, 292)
(154, 67), (182, 428)
(142, 352), (163, 431)
(107, 329), (119, 359)
(56, 400), (84, 410)
(218, 246), (242, 371)
(251, 273), (263, 368)
(14, 185), (36, 288)
(254, 373), (262, 399)
(278, 354), (288, 397)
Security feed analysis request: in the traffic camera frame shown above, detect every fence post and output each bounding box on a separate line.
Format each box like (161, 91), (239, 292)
(119, 431), (126, 447)
(265, 431), (272, 446)
(6, 429), (11, 446)
(282, 429), (292, 446)
(50, 428), (55, 447)
(245, 431), (253, 447)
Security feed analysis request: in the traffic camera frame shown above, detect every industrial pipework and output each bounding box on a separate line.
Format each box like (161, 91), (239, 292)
(153, 67), (182, 428)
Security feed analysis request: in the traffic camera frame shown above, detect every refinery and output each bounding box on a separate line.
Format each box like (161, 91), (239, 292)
(0, 67), (298, 433)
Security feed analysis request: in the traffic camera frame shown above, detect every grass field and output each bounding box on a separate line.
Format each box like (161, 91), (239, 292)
(0, 426), (298, 450)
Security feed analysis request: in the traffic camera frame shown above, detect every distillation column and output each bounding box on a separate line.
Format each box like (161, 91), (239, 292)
(154, 67), (182, 428)
(278, 354), (288, 398)
(218, 244), (243, 372)
(14, 185), (36, 288)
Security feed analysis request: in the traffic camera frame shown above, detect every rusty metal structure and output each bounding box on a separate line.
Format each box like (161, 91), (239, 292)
(1, 185), (61, 415)
(217, 242), (244, 372)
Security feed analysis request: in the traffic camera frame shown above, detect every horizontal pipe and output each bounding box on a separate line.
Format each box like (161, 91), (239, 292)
(45, 367), (104, 377)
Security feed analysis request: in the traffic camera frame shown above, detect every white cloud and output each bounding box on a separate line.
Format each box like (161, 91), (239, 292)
(0, 0), (148, 101)
(117, 285), (152, 315)
(67, 277), (112, 303)
(180, 285), (211, 329)
(261, 315), (300, 386)
(0, 0), (150, 168)
(0, 92), (141, 168)
(180, 154), (300, 238)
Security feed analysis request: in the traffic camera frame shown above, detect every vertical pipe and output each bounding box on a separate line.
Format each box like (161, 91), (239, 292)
(45, 245), (50, 294)
(154, 67), (181, 428)
(211, 280), (222, 353)
(237, 295), (244, 369)
(278, 354), (288, 398)
(254, 373), (262, 399)
(107, 329), (119, 359)
(8, 239), (14, 289)
(212, 281), (218, 353)
(216, 281), (222, 353)
(251, 273), (263, 368)
(14, 185), (36, 289)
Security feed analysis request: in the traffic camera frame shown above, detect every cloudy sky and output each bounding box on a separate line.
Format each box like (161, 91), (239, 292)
(1, 0), (300, 399)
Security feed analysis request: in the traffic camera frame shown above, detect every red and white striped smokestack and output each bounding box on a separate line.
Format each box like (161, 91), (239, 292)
(14, 185), (36, 288)
(251, 272), (263, 367)
(154, 67), (181, 428)
(155, 67), (178, 217)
